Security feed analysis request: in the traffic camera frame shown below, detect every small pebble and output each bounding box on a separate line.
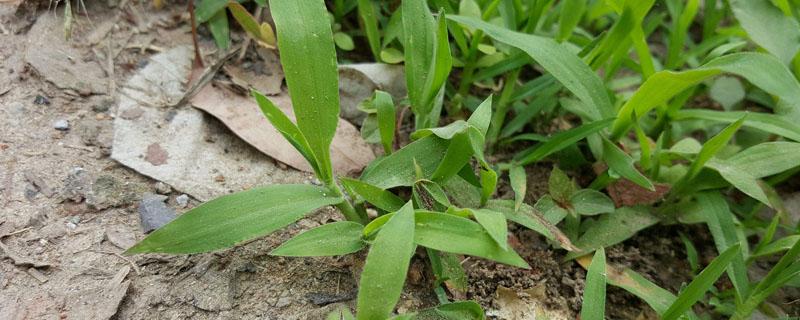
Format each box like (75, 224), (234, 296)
(176, 194), (189, 208)
(33, 94), (50, 105)
(154, 181), (171, 194)
(53, 119), (69, 131)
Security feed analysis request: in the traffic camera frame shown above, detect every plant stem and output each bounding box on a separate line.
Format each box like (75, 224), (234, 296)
(328, 183), (368, 225)
(487, 68), (521, 147)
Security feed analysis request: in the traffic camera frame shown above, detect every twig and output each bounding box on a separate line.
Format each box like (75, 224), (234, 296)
(189, 0), (203, 68)
(63, 144), (94, 152)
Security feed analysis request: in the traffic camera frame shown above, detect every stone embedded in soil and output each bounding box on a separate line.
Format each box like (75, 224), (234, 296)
(53, 119), (69, 131)
(137, 193), (177, 233)
(154, 181), (171, 194)
(175, 194), (189, 208)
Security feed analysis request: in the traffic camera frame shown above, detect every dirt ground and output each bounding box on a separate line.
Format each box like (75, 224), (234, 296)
(0, 2), (728, 320)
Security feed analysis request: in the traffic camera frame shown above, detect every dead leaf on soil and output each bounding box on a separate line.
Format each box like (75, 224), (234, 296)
(191, 84), (375, 175)
(112, 46), (307, 202)
(607, 178), (671, 207)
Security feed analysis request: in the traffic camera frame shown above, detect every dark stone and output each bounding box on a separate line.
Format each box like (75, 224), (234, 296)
(137, 193), (177, 233)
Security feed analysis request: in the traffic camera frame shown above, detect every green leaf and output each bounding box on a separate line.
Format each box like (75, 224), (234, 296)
(432, 132), (473, 182)
(706, 142), (800, 205)
(516, 118), (615, 165)
(557, 0), (586, 42)
(709, 76), (745, 110)
(662, 244), (741, 320)
(602, 138), (654, 191)
(570, 189), (614, 216)
(357, 0), (381, 61)
(381, 47), (405, 64)
(374, 91), (396, 154)
(479, 166), (497, 206)
(611, 53), (800, 138)
(485, 199), (576, 251)
(327, 306), (356, 320)
(674, 116), (745, 192)
(730, 0), (800, 65)
(448, 15), (614, 121)
(674, 109), (800, 142)
(403, 0), (452, 128)
(468, 95), (493, 136)
(195, 0), (228, 23)
(360, 135), (449, 189)
(270, 221), (365, 256)
(695, 192), (750, 302)
(341, 178), (405, 212)
(753, 235), (800, 258)
(509, 165), (526, 212)
(458, 0), (481, 20)
(334, 32), (355, 51)
(565, 207), (659, 260)
(270, 0), (340, 184)
(548, 167), (576, 204)
(253, 91), (321, 177)
(414, 212), (529, 268)
(357, 202), (416, 320)
(126, 185), (342, 254)
(471, 209), (509, 250)
(228, 2), (265, 44)
(580, 247), (606, 320)
(207, 10), (230, 50)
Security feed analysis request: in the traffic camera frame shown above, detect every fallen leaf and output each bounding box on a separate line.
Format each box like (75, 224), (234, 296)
(112, 46), (307, 202)
(224, 64), (283, 96)
(191, 84), (375, 175)
(607, 178), (671, 207)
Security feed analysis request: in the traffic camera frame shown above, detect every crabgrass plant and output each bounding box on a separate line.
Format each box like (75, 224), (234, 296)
(129, 0), (800, 318)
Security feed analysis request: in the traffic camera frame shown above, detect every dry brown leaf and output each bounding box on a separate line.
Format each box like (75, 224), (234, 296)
(607, 178), (671, 207)
(223, 64), (283, 96)
(191, 84), (375, 175)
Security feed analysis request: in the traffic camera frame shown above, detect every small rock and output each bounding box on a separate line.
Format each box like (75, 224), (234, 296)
(33, 94), (50, 105)
(92, 99), (112, 113)
(275, 296), (292, 308)
(137, 193), (177, 233)
(154, 182), (171, 194)
(106, 226), (136, 249)
(176, 194), (190, 208)
(214, 175), (225, 183)
(120, 107), (144, 120)
(63, 167), (91, 202)
(54, 119), (70, 131)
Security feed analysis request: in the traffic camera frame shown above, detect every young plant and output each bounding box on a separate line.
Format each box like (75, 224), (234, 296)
(126, 0), (566, 318)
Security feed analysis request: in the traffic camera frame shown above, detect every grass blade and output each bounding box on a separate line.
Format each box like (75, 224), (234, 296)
(696, 192), (750, 302)
(580, 247), (606, 320)
(357, 202), (416, 320)
(448, 15), (614, 121)
(601, 138), (654, 191)
(661, 244), (741, 320)
(270, 0), (340, 183)
(516, 118), (614, 165)
(414, 211), (529, 268)
(126, 185), (342, 254)
(271, 221), (365, 256)
(341, 178), (405, 212)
